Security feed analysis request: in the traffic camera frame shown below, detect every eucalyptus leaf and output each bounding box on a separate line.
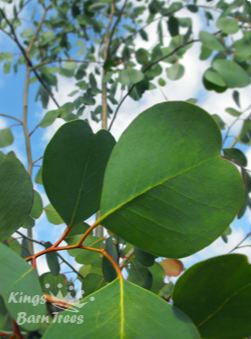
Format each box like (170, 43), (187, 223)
(173, 254), (251, 338)
(43, 279), (200, 338)
(43, 120), (115, 226)
(100, 102), (244, 258)
(0, 152), (33, 240)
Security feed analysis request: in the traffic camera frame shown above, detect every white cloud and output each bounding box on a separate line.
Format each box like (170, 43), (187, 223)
(182, 226), (251, 270)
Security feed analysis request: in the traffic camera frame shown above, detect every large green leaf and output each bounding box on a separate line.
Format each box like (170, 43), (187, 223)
(43, 278), (200, 338)
(173, 254), (251, 338)
(0, 243), (47, 331)
(99, 102), (244, 258)
(212, 59), (250, 88)
(42, 120), (115, 226)
(0, 152), (33, 240)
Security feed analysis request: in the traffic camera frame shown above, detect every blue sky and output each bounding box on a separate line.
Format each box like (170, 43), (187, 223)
(0, 1), (251, 283)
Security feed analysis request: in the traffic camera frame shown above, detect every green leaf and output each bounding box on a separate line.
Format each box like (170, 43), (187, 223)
(166, 63), (185, 80)
(43, 279), (200, 338)
(0, 128), (14, 148)
(128, 259), (152, 289)
(225, 107), (241, 117)
(168, 16), (179, 37)
(44, 242), (60, 276)
(0, 152), (33, 240)
(203, 68), (226, 88)
(232, 90), (241, 108)
(0, 243), (46, 330)
(199, 31), (224, 52)
(44, 204), (63, 225)
(211, 114), (225, 130)
(134, 247), (155, 267)
(173, 254), (251, 338)
(40, 272), (67, 296)
(30, 190), (43, 219)
(233, 35), (251, 59)
(240, 120), (251, 144)
(216, 16), (239, 34)
(40, 109), (60, 128)
(42, 120), (115, 226)
(82, 273), (105, 296)
(136, 48), (149, 65)
(102, 237), (118, 282)
(118, 69), (144, 86)
(223, 148), (247, 167)
(99, 102), (244, 258)
(212, 59), (250, 88)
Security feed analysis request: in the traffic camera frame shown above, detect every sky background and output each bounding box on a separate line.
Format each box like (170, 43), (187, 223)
(0, 0), (251, 281)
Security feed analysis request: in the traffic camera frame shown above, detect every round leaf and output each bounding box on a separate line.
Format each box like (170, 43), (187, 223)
(43, 279), (200, 338)
(0, 152), (33, 240)
(173, 254), (251, 338)
(0, 128), (14, 148)
(212, 59), (250, 88)
(43, 120), (115, 226)
(216, 17), (239, 34)
(100, 102), (244, 258)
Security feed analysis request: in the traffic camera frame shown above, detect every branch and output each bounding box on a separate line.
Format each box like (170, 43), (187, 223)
(16, 231), (84, 280)
(0, 8), (60, 109)
(229, 232), (251, 253)
(0, 113), (22, 124)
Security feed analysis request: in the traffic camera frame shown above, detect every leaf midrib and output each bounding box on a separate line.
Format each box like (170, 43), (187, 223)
(100, 155), (219, 222)
(198, 281), (251, 328)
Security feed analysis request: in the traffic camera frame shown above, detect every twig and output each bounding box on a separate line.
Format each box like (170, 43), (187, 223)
(16, 231), (84, 280)
(229, 232), (251, 253)
(0, 113), (22, 124)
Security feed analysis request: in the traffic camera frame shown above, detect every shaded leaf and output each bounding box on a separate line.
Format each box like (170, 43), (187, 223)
(173, 254), (251, 338)
(43, 120), (115, 226)
(0, 152), (33, 240)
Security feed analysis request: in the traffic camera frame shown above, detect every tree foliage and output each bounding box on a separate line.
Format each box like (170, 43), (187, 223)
(0, 0), (251, 337)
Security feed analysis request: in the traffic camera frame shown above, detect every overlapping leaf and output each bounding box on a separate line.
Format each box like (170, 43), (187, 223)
(0, 152), (33, 240)
(173, 254), (251, 338)
(43, 278), (200, 338)
(99, 102), (244, 257)
(42, 120), (115, 226)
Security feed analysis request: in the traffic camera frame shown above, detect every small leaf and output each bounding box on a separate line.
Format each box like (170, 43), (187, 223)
(166, 63), (185, 80)
(199, 31), (224, 52)
(0, 128), (14, 148)
(212, 59), (250, 88)
(44, 204), (63, 225)
(118, 68), (144, 86)
(225, 107), (241, 117)
(168, 16), (179, 36)
(239, 120), (251, 144)
(134, 247), (155, 267)
(44, 242), (60, 276)
(223, 148), (247, 167)
(30, 190), (43, 219)
(102, 237), (118, 282)
(232, 90), (241, 108)
(216, 17), (239, 34)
